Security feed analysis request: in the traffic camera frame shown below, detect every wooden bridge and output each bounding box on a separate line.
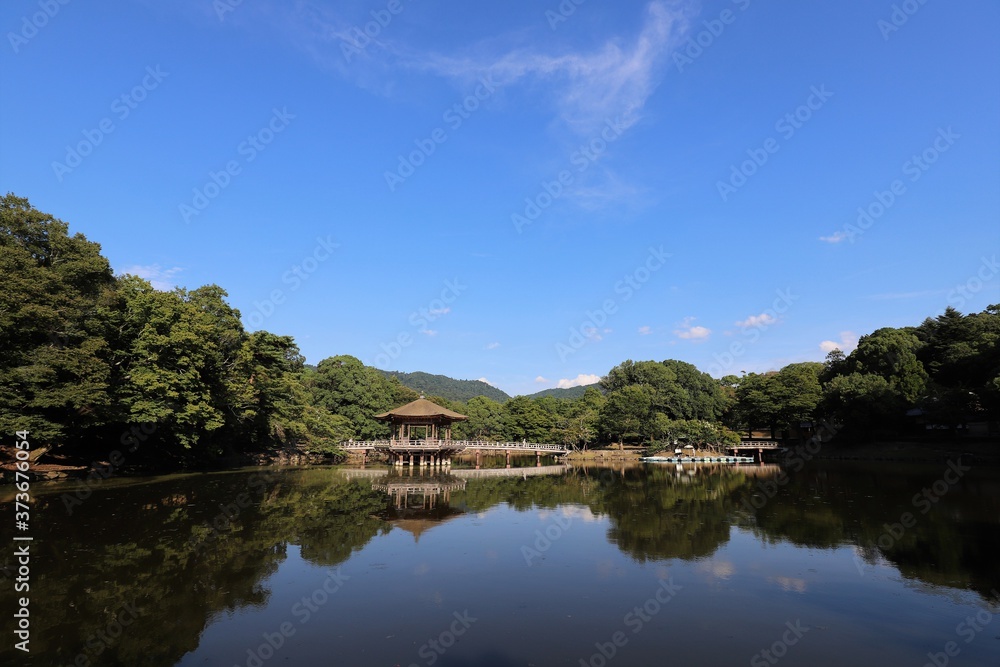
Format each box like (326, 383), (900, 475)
(341, 439), (569, 468)
(729, 440), (779, 461)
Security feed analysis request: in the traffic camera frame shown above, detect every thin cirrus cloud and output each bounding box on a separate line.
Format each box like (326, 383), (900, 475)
(408, 1), (690, 135)
(819, 231), (848, 244)
(282, 1), (691, 136)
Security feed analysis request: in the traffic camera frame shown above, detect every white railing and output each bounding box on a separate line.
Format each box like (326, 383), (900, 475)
(735, 440), (779, 448)
(340, 439), (569, 453)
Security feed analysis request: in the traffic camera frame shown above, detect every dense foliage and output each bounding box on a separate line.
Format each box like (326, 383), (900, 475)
(2, 195), (997, 469)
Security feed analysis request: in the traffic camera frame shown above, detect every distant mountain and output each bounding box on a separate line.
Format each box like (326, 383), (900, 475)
(527, 385), (600, 399)
(378, 370), (510, 403)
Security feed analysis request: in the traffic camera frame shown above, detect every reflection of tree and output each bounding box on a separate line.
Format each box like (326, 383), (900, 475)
(746, 463), (1000, 603)
(0, 469), (391, 667)
(600, 467), (747, 561)
(3, 462), (998, 667)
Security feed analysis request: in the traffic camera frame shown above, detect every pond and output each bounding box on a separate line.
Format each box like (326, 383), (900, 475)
(2, 460), (998, 666)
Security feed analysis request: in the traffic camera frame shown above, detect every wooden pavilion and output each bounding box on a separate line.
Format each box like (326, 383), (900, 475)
(375, 397), (468, 467)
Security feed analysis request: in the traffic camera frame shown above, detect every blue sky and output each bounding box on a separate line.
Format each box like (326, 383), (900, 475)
(3, 0), (998, 397)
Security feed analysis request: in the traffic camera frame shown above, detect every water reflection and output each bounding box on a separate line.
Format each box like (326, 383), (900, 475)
(0, 461), (997, 666)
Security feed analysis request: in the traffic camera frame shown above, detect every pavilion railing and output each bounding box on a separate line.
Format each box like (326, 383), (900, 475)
(340, 439), (569, 453)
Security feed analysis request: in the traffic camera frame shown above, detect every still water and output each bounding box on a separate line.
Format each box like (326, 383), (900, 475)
(2, 460), (998, 666)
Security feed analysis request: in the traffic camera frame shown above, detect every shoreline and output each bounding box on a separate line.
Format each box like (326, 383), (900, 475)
(4, 437), (998, 485)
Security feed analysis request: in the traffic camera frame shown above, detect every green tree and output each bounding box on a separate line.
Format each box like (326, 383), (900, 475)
(774, 362), (824, 431)
(0, 194), (116, 447)
(599, 385), (654, 445)
(461, 396), (504, 440)
(848, 327), (928, 403)
(308, 355), (418, 439)
(822, 372), (902, 438)
(502, 396), (555, 442)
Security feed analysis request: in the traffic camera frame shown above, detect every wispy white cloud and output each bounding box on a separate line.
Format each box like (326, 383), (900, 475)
(735, 313), (776, 329)
(477, 377), (494, 386)
(410, 2), (689, 134)
(638, 325), (652, 335)
(820, 331), (858, 354)
(534, 375), (549, 383)
(866, 289), (947, 301)
(282, 2), (690, 135)
(674, 316), (710, 341)
(118, 264), (183, 291)
(819, 231), (848, 244)
(420, 328), (438, 337)
(557, 373), (601, 389)
(485, 341), (500, 350)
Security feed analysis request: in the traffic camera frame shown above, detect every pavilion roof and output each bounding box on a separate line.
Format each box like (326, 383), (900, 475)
(375, 397), (468, 421)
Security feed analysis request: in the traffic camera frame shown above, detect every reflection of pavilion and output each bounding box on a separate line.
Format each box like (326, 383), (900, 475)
(371, 472), (467, 511)
(370, 470), (467, 541)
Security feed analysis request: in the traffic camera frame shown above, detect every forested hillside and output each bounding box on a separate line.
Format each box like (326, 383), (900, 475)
(527, 386), (595, 400)
(376, 370), (510, 403)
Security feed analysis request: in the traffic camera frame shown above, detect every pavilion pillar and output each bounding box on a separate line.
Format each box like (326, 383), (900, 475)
(506, 450), (511, 468)
(409, 454), (414, 467)
(758, 448), (763, 463)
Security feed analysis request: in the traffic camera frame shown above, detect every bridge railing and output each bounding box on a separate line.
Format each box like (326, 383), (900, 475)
(340, 439), (568, 453)
(734, 440), (780, 448)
